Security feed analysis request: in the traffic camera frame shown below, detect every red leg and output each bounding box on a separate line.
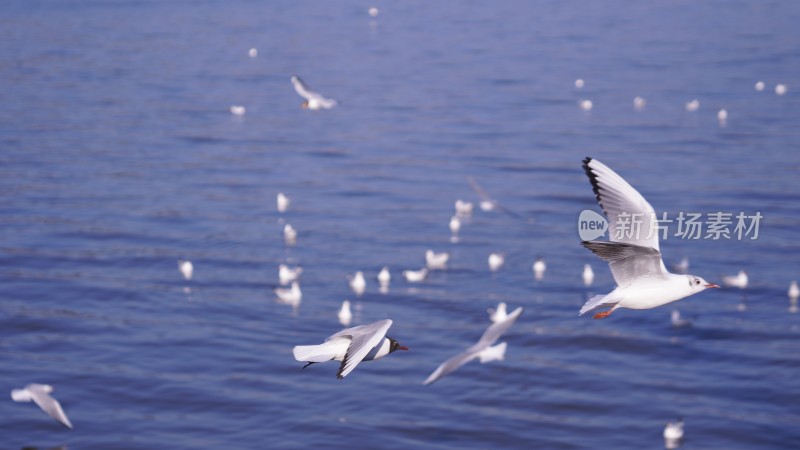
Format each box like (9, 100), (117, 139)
(593, 309), (613, 319)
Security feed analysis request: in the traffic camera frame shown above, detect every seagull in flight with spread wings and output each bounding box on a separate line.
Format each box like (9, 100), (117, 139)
(293, 319), (407, 379)
(423, 306), (523, 385)
(290, 75), (337, 110)
(579, 157), (719, 319)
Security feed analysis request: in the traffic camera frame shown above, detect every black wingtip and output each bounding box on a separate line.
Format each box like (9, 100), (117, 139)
(582, 157), (603, 207)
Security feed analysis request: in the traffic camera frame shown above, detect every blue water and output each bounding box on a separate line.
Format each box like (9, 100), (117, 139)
(2, 0), (800, 448)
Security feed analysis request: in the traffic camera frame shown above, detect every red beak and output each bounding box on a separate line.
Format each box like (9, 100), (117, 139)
(705, 283), (720, 288)
(398, 346), (409, 351)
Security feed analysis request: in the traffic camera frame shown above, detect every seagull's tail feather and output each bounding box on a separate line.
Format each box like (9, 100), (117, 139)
(579, 294), (617, 315)
(293, 344), (337, 363)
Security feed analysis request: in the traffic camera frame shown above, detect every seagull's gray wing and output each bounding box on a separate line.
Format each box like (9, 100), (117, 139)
(331, 319), (392, 379)
(467, 177), (522, 218)
(291, 75), (319, 101)
(583, 158), (664, 255)
(423, 350), (479, 385)
(27, 384), (73, 429)
(423, 307), (523, 385)
(581, 240), (667, 286)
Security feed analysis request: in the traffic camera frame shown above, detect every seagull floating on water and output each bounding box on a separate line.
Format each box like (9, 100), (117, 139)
(775, 84), (788, 96)
(685, 99), (700, 112)
(403, 268), (429, 283)
(348, 271), (366, 296)
(284, 224), (297, 246)
(574, 79), (585, 89)
(488, 253), (505, 272)
(178, 259), (193, 281)
(423, 306), (523, 385)
(11, 384), (73, 429)
(377, 267), (391, 286)
(633, 96), (646, 111)
(277, 192), (290, 213)
(717, 108), (728, 124)
(338, 300), (353, 326)
(275, 281), (302, 305)
(293, 319), (407, 379)
(455, 200), (474, 216)
(789, 281), (799, 300)
(578, 157), (719, 319)
(532, 257), (546, 280)
(368, 7), (379, 17)
(579, 99), (593, 111)
(671, 310), (692, 328)
(229, 105), (246, 116)
(582, 264), (594, 287)
(755, 81), (765, 91)
(426, 250), (450, 270)
(248, 48), (258, 58)
(722, 270), (748, 289)
(449, 215), (461, 234)
(291, 75), (337, 110)
(487, 302), (508, 323)
(663, 418), (684, 449)
(279, 264), (303, 285)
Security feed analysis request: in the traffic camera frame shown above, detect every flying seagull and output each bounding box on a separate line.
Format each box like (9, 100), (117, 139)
(293, 319), (407, 379)
(11, 384), (73, 429)
(290, 75), (337, 110)
(579, 157), (718, 319)
(423, 306), (523, 385)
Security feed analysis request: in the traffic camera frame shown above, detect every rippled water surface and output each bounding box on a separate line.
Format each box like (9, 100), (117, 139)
(2, 1), (800, 448)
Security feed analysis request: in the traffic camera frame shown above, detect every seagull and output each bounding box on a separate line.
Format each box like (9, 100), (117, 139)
(672, 257), (689, 274)
(467, 177), (521, 217)
(338, 300), (352, 326)
(449, 215), (461, 235)
(488, 253), (505, 272)
(789, 281), (799, 300)
(290, 75), (337, 110)
(578, 157), (719, 319)
(423, 306), (523, 385)
(277, 192), (290, 213)
(403, 268), (428, 283)
(582, 264), (594, 287)
(775, 84), (788, 96)
(487, 302), (508, 323)
(284, 224), (297, 246)
(722, 270), (748, 289)
(633, 96), (646, 111)
(248, 48), (258, 58)
(663, 418), (684, 445)
(685, 99), (700, 112)
(579, 99), (593, 111)
(229, 105), (246, 116)
(11, 384), (73, 429)
(671, 310), (692, 328)
(755, 81), (765, 91)
(348, 271), (366, 296)
(275, 281), (302, 305)
(532, 257), (546, 280)
(575, 78), (585, 89)
(178, 259), (193, 281)
(426, 250), (450, 270)
(279, 264), (303, 285)
(293, 319), (407, 379)
(455, 200), (474, 216)
(368, 6), (379, 17)
(717, 108), (728, 124)
(377, 267), (391, 286)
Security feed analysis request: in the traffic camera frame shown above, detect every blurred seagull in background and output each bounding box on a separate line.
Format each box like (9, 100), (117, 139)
(403, 268), (428, 283)
(775, 84), (788, 96)
(663, 418), (684, 449)
(574, 78), (585, 89)
(291, 75), (337, 110)
(178, 259), (193, 281)
(348, 271), (366, 296)
(248, 48), (258, 58)
(685, 99), (700, 112)
(293, 319), (407, 379)
(338, 300), (352, 326)
(633, 96), (646, 111)
(788, 281), (799, 300)
(279, 264), (303, 285)
(423, 306), (523, 385)
(275, 281), (302, 305)
(455, 200), (474, 216)
(722, 270), (748, 289)
(229, 105), (246, 116)
(578, 157), (719, 319)
(671, 310), (692, 328)
(378, 267), (391, 287)
(426, 250), (450, 270)
(284, 224), (297, 246)
(11, 384), (73, 429)
(488, 253), (505, 272)
(579, 99), (593, 111)
(754, 81), (765, 91)
(582, 264), (594, 287)
(532, 257), (546, 280)
(277, 192), (290, 213)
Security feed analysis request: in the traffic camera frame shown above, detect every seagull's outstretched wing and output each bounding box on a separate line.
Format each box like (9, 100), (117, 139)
(582, 158), (663, 252)
(331, 319), (393, 379)
(28, 384), (73, 429)
(467, 177), (523, 218)
(581, 240), (667, 286)
(423, 307), (522, 385)
(291, 75), (317, 101)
